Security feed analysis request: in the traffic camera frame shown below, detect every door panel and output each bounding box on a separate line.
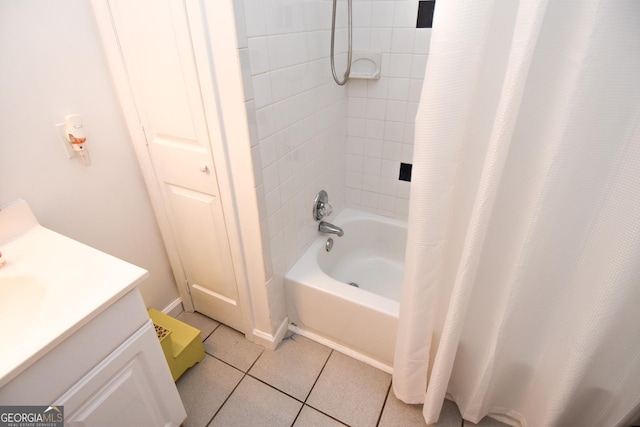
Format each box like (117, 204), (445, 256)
(107, 0), (243, 330)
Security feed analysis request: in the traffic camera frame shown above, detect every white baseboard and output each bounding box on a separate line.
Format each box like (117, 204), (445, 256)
(162, 298), (183, 317)
(251, 317), (289, 350)
(288, 324), (393, 374)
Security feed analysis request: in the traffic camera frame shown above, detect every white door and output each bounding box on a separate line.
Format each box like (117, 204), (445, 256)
(106, 0), (244, 331)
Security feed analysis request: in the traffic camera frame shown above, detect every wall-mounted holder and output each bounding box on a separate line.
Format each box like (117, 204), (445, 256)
(55, 114), (91, 166)
(348, 52), (381, 80)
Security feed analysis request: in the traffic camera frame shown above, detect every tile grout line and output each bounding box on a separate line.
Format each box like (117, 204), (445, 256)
(298, 350), (350, 426)
(375, 382), (393, 427)
(203, 336), (266, 426)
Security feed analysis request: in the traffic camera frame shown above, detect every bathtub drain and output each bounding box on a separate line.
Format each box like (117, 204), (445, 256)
(348, 282), (359, 288)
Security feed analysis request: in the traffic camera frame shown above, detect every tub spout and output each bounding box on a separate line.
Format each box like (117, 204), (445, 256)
(318, 221), (344, 237)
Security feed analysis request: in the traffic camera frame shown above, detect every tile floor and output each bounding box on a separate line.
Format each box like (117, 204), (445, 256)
(175, 311), (509, 427)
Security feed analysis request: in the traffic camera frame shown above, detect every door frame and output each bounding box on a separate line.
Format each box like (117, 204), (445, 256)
(90, 0), (277, 345)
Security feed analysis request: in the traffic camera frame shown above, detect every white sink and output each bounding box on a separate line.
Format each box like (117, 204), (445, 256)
(0, 200), (148, 387)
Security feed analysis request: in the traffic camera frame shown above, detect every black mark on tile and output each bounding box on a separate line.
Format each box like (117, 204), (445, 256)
(399, 163), (413, 182)
(416, 1), (436, 28)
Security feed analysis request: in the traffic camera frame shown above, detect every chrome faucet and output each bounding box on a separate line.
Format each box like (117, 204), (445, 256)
(318, 221), (344, 237)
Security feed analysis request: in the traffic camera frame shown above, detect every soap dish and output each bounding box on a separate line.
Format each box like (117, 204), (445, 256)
(349, 52), (381, 80)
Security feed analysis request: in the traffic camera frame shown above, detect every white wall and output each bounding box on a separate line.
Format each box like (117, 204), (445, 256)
(0, 1), (179, 311)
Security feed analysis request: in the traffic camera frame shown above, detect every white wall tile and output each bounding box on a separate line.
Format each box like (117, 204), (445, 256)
(264, 161), (283, 196)
(238, 49), (254, 101)
(348, 97), (367, 118)
(408, 80), (423, 102)
(382, 141), (402, 161)
(268, 209), (282, 239)
(367, 77), (389, 99)
(348, 117), (366, 137)
(251, 144), (264, 186)
(265, 187), (282, 217)
(260, 134), (278, 166)
(346, 171), (363, 188)
(248, 37), (270, 74)
(244, 0), (267, 37)
(347, 136), (365, 155)
(362, 173), (381, 192)
(391, 29), (415, 54)
(245, 100), (260, 147)
(371, 2), (394, 28)
(269, 69), (290, 102)
(379, 177), (398, 196)
(255, 106), (275, 139)
(411, 54), (428, 78)
(387, 78), (411, 101)
(363, 138), (383, 158)
(393, 1), (418, 28)
(365, 119), (385, 139)
(233, 0), (248, 48)
(413, 29), (432, 54)
(388, 54), (413, 78)
(256, 185), (268, 221)
(252, 72), (273, 108)
(363, 157), (382, 175)
(353, 28), (371, 52)
(346, 154), (364, 172)
(352, 2), (372, 28)
(362, 190), (379, 208)
(346, 187), (362, 205)
(400, 143), (414, 163)
(378, 194), (396, 211)
(395, 197), (410, 216)
(404, 123), (415, 144)
(370, 28), (393, 53)
(397, 180), (411, 198)
(348, 79), (368, 97)
(366, 98), (386, 120)
(277, 153), (294, 183)
(406, 101), (420, 123)
(384, 121), (405, 142)
(385, 100), (407, 122)
(381, 159), (398, 178)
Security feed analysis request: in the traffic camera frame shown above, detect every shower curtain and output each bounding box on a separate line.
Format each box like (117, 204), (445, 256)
(393, 1), (640, 426)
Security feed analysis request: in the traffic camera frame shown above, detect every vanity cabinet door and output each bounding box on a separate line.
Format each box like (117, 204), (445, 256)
(56, 321), (185, 427)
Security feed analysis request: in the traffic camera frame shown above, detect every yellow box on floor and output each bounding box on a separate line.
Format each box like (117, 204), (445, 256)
(148, 308), (205, 381)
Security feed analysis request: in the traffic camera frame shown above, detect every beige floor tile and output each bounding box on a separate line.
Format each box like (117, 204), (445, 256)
(249, 334), (332, 400)
(379, 393), (463, 427)
(176, 354), (244, 427)
(378, 388), (428, 427)
(204, 324), (264, 372)
(208, 375), (302, 427)
(177, 311), (220, 341)
(437, 399), (464, 427)
(306, 351), (391, 427)
(293, 405), (347, 426)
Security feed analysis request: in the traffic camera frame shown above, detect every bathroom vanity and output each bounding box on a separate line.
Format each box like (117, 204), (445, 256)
(0, 200), (186, 426)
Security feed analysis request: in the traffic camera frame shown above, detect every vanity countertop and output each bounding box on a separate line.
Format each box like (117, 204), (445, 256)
(0, 200), (148, 388)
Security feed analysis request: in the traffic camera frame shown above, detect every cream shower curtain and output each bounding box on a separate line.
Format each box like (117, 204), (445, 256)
(393, 1), (640, 426)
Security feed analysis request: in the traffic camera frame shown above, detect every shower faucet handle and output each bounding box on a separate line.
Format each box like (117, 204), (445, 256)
(313, 190), (333, 221)
(319, 201), (333, 218)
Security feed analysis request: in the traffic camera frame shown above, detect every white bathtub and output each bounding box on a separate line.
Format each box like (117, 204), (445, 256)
(285, 209), (407, 372)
